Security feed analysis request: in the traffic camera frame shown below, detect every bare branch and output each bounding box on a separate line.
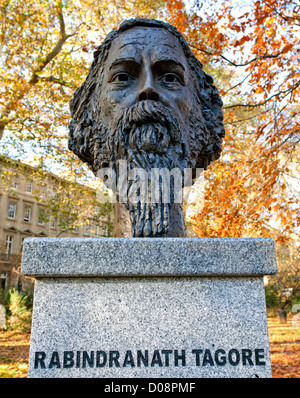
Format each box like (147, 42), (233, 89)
(224, 80), (300, 109)
(190, 43), (282, 67)
(225, 107), (272, 125)
(263, 1), (300, 25)
(224, 57), (260, 94)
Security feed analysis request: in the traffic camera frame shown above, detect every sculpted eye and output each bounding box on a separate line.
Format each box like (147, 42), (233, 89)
(160, 73), (183, 85)
(112, 73), (131, 82)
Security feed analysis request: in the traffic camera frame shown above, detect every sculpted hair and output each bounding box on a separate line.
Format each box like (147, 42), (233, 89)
(69, 18), (225, 172)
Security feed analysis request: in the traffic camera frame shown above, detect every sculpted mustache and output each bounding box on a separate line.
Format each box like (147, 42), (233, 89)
(120, 100), (180, 140)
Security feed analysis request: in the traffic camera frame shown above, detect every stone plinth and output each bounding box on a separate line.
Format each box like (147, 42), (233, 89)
(21, 237), (277, 378)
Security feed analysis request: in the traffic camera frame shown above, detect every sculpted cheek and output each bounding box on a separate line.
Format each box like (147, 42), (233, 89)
(176, 95), (190, 116)
(100, 88), (137, 128)
(168, 91), (192, 127)
(100, 95), (117, 118)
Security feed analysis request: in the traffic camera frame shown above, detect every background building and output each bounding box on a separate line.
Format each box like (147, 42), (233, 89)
(0, 155), (113, 290)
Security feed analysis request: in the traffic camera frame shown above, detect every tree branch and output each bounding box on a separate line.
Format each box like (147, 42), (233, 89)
(224, 80), (300, 109)
(29, 8), (68, 84)
(190, 43), (282, 67)
(224, 57), (260, 94)
(0, 6), (74, 133)
(39, 75), (76, 88)
(225, 107), (272, 125)
(263, 1), (300, 25)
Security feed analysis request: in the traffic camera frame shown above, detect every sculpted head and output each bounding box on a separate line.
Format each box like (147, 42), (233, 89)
(69, 18), (225, 237)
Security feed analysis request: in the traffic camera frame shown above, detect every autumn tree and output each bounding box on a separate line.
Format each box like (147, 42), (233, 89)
(0, 0), (167, 226)
(267, 236), (300, 310)
(1, 0), (299, 241)
(166, 0), (300, 242)
(0, 0), (166, 161)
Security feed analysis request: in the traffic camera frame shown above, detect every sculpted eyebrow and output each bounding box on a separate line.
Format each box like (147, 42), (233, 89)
(109, 58), (141, 70)
(153, 59), (186, 71)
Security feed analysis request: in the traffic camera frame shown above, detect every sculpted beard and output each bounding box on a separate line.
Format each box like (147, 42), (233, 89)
(95, 100), (185, 237)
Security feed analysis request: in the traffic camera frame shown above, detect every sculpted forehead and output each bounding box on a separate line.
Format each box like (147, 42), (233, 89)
(105, 27), (190, 71)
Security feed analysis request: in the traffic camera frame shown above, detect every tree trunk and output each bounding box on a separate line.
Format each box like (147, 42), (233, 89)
(278, 309), (287, 324)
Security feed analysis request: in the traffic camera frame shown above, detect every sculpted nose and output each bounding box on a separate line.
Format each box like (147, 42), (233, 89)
(138, 70), (160, 102)
(138, 88), (159, 101)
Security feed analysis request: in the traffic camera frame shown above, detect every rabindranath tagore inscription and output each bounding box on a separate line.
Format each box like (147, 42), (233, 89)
(34, 347), (266, 370)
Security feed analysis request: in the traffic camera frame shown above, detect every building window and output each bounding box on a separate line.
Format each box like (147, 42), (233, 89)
(24, 205), (32, 222)
(49, 186), (56, 198)
(0, 273), (7, 289)
(51, 217), (57, 229)
(13, 179), (19, 190)
(26, 179), (33, 193)
(41, 184), (47, 197)
(84, 224), (90, 236)
(6, 235), (13, 255)
(95, 225), (101, 237)
(8, 202), (16, 219)
(38, 208), (45, 225)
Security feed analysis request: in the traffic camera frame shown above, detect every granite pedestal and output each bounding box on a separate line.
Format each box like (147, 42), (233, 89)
(21, 237), (277, 378)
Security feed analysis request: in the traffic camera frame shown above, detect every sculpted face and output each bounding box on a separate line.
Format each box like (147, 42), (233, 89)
(99, 27), (194, 140)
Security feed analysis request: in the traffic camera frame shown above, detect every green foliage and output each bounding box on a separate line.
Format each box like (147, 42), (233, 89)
(2, 288), (32, 333)
(265, 285), (281, 309)
(265, 272), (300, 311)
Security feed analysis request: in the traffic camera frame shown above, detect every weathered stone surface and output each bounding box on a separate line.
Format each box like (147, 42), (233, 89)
(27, 276), (273, 378)
(27, 276), (272, 378)
(21, 237), (277, 277)
(22, 238), (276, 378)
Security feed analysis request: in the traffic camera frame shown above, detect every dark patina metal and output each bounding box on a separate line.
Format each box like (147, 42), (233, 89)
(69, 18), (225, 237)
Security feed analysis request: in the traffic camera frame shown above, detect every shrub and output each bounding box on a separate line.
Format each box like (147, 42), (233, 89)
(2, 288), (32, 333)
(265, 285), (281, 309)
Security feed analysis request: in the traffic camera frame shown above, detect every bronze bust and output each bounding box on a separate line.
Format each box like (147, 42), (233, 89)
(69, 18), (225, 238)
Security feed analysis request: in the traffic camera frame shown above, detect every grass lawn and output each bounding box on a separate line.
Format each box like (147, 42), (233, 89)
(0, 329), (30, 378)
(0, 315), (299, 378)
